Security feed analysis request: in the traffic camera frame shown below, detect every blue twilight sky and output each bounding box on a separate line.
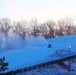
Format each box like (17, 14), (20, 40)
(0, 0), (76, 22)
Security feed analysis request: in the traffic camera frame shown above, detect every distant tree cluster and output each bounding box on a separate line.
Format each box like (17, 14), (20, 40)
(0, 17), (76, 39)
(0, 17), (76, 51)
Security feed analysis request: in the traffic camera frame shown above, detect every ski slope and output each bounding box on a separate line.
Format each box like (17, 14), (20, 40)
(0, 34), (76, 72)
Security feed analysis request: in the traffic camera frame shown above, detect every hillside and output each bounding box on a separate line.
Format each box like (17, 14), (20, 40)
(0, 34), (76, 73)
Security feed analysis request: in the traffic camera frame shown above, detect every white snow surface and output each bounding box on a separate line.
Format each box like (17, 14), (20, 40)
(47, 34), (76, 51)
(0, 34), (76, 72)
(0, 47), (55, 71)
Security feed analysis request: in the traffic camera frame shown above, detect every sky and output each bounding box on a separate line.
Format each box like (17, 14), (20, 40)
(0, 0), (76, 22)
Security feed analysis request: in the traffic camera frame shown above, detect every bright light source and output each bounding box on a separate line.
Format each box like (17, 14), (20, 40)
(67, 46), (71, 49)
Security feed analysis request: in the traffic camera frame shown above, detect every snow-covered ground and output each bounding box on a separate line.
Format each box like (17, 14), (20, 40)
(0, 34), (76, 72)
(47, 34), (76, 52)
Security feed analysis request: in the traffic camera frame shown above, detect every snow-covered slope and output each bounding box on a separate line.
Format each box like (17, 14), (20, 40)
(0, 35), (76, 72)
(0, 47), (56, 72)
(47, 34), (76, 51)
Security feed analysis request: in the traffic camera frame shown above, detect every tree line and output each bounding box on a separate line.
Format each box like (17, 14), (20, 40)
(0, 17), (76, 39)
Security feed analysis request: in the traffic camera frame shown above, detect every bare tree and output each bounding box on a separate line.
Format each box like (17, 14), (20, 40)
(0, 18), (11, 37)
(30, 18), (40, 36)
(46, 20), (56, 38)
(39, 23), (48, 38)
(14, 20), (28, 39)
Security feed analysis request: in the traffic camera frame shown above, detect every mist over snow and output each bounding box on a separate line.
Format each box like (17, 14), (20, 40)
(0, 34), (24, 51)
(0, 33), (49, 51)
(25, 36), (49, 47)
